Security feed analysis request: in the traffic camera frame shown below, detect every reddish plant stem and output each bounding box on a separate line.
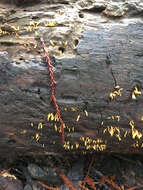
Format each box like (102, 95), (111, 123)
(41, 38), (65, 144)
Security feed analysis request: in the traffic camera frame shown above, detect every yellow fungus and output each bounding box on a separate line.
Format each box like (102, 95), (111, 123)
(45, 23), (56, 27)
(129, 120), (135, 128)
(115, 85), (120, 89)
(64, 41), (68, 46)
(21, 130), (27, 134)
(116, 134), (121, 141)
(38, 123), (43, 130)
(84, 110), (88, 117)
(71, 107), (77, 111)
(116, 115), (120, 121)
(35, 31), (39, 36)
(76, 114), (80, 122)
(31, 123), (34, 127)
(108, 126), (114, 136)
(50, 40), (55, 47)
(47, 113), (54, 121)
(11, 26), (19, 31)
(54, 113), (59, 122)
(124, 130), (128, 138)
(35, 133), (40, 141)
(75, 143), (79, 149)
(134, 87), (141, 95)
(54, 124), (58, 131)
(132, 92), (136, 100)
(58, 50), (62, 55)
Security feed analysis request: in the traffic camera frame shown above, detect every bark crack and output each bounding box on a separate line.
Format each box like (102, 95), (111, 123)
(106, 54), (117, 87)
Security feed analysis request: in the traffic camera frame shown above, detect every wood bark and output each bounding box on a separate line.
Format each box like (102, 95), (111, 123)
(0, 0), (143, 155)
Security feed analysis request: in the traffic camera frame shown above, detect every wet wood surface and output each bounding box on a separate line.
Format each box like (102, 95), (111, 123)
(0, 0), (143, 155)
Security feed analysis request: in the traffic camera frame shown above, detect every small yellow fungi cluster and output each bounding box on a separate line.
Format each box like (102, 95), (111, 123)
(104, 126), (121, 141)
(26, 22), (39, 32)
(47, 113), (59, 122)
(132, 141), (139, 148)
(56, 9), (64, 15)
(76, 110), (88, 122)
(109, 85), (123, 100)
(38, 122), (43, 130)
(107, 115), (120, 122)
(0, 29), (10, 36)
(80, 137), (106, 151)
(45, 23), (56, 27)
(35, 133), (40, 141)
(124, 130), (130, 138)
(129, 120), (142, 139)
(132, 87), (142, 100)
(132, 141), (143, 148)
(0, 25), (19, 37)
(63, 141), (79, 150)
(76, 114), (80, 122)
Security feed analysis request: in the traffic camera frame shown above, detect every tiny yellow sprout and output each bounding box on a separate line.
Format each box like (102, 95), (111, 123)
(56, 9), (64, 15)
(11, 26), (19, 31)
(54, 124), (58, 131)
(47, 113), (54, 121)
(84, 110), (88, 117)
(132, 128), (142, 139)
(59, 41), (62, 45)
(50, 40), (55, 47)
(124, 130), (128, 138)
(108, 126), (114, 136)
(134, 87), (141, 95)
(64, 41), (68, 46)
(71, 107), (76, 111)
(129, 120), (135, 128)
(115, 85), (120, 89)
(15, 33), (19, 38)
(109, 92), (116, 99)
(38, 123), (43, 130)
(132, 92), (136, 100)
(54, 113), (59, 122)
(111, 116), (114, 120)
(35, 31), (39, 36)
(34, 44), (37, 49)
(103, 128), (107, 133)
(31, 123), (34, 127)
(58, 50), (62, 55)
(35, 133), (40, 141)
(115, 115), (120, 122)
(76, 114), (80, 122)
(75, 143), (79, 149)
(116, 134), (121, 141)
(21, 130), (27, 134)
(45, 23), (56, 27)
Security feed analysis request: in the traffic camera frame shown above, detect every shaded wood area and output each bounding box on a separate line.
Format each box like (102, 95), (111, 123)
(0, 0), (143, 155)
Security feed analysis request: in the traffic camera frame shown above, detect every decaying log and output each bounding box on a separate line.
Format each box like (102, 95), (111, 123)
(0, 0), (143, 155)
